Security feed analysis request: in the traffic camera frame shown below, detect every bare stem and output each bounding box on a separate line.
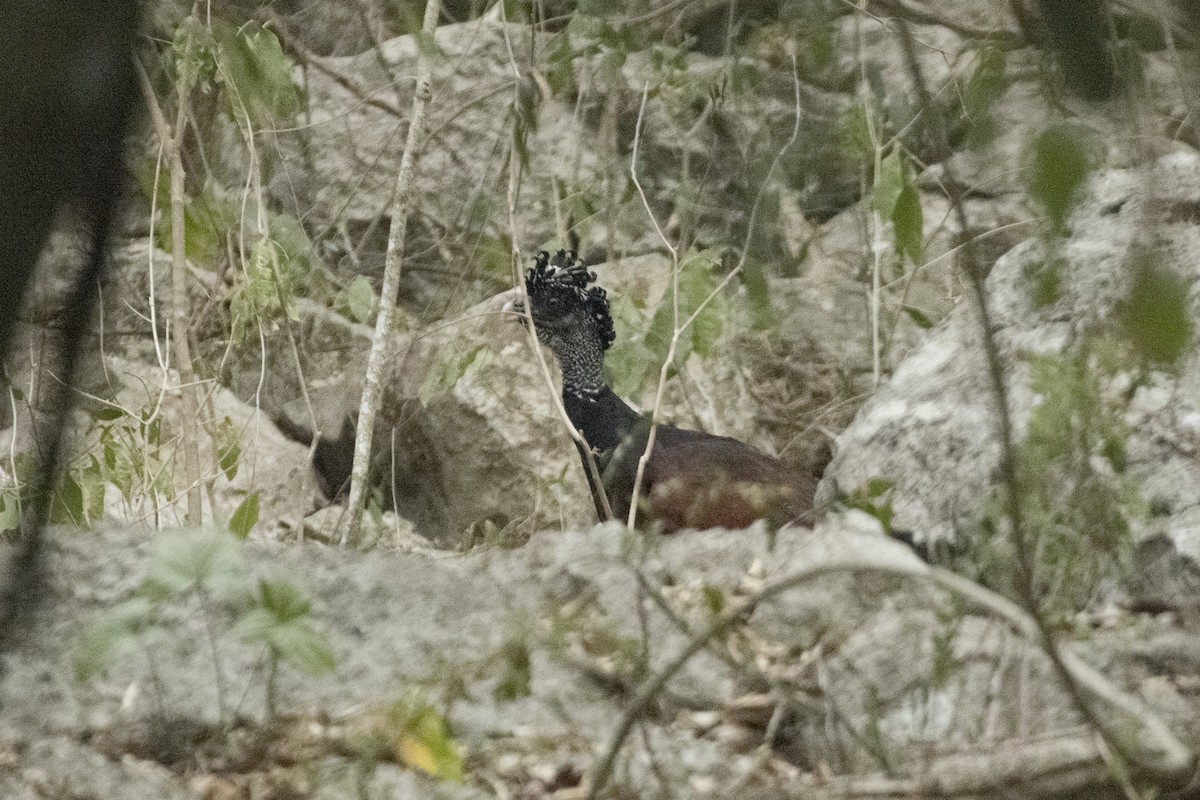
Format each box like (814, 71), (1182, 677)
(138, 56), (205, 526)
(341, 0), (441, 546)
(626, 54), (803, 527)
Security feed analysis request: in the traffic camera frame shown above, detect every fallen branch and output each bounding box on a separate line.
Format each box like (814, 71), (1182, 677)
(585, 536), (1194, 798)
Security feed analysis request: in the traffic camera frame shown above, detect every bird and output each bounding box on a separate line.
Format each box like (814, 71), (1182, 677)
(510, 250), (817, 533)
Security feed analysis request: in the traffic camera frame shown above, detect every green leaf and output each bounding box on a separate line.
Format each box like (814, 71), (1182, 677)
(901, 305), (934, 329)
(0, 495), (19, 534)
(493, 638), (532, 702)
(892, 182), (923, 263)
(257, 577), (312, 622)
(962, 46), (1008, 148)
(1029, 127), (1091, 232)
(679, 252), (724, 357)
(604, 295), (655, 397)
(1122, 256), (1193, 364)
(1025, 258), (1064, 308)
(148, 528), (244, 597)
(49, 474), (84, 526)
(214, 21), (301, 124)
(79, 458), (106, 525)
(387, 701), (465, 781)
(413, 29), (445, 61)
(74, 597), (156, 682)
(646, 298), (691, 371)
(172, 15), (217, 94)
(739, 258), (774, 331)
(233, 607), (275, 640)
(266, 211), (315, 277)
(93, 406), (125, 422)
(701, 585), (726, 614)
(228, 492), (260, 539)
(644, 251), (725, 368)
(216, 416), (241, 481)
(864, 478), (894, 498)
(267, 620), (336, 676)
(338, 275), (378, 324)
(873, 151), (905, 218)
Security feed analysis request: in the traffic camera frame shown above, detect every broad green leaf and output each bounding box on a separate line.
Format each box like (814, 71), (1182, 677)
(267, 211), (314, 277)
(267, 620), (336, 676)
(605, 295), (655, 397)
(1122, 257), (1193, 364)
(873, 151), (905, 218)
(79, 459), (106, 525)
(645, 298), (692, 371)
(215, 22), (301, 124)
(1024, 259), (1064, 308)
(257, 577), (312, 622)
(93, 406), (125, 422)
(644, 252), (724, 368)
(233, 606), (275, 641)
(228, 492), (260, 539)
(338, 275), (378, 324)
(50, 474), (84, 526)
(216, 416), (241, 481)
(1029, 127), (1090, 232)
(739, 258), (774, 331)
(892, 182), (923, 263)
(172, 15), (217, 93)
(413, 29), (445, 61)
(148, 528), (244, 596)
(864, 478), (894, 498)
(679, 252), (723, 357)
(962, 46), (1008, 148)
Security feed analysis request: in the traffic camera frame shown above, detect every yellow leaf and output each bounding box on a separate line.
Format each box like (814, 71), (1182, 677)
(396, 734), (439, 776)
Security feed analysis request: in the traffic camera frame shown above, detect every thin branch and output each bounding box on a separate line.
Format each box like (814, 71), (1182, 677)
(137, 56), (205, 525)
(585, 543), (1193, 799)
(265, 10), (404, 119)
(341, 0), (441, 546)
(880, 2), (1195, 785)
(867, 0), (1025, 48)
(626, 52), (804, 527)
(496, 4), (615, 523)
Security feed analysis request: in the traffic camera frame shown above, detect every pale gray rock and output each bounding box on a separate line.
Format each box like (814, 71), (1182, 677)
(4, 513), (1193, 797)
(824, 153), (1200, 569)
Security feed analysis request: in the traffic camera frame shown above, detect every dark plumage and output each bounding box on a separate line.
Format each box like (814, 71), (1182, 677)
(515, 250), (816, 532)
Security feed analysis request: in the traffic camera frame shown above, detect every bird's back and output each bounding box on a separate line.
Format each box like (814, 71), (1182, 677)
(602, 420), (817, 532)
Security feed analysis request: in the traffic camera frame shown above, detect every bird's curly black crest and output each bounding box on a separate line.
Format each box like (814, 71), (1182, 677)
(524, 250), (616, 350)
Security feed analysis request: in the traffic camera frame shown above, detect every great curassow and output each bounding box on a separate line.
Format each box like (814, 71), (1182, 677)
(511, 250), (817, 532)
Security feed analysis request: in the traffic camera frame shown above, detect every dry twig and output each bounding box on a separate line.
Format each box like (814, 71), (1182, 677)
(341, 0), (441, 546)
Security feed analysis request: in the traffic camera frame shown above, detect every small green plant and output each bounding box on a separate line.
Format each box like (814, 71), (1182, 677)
(968, 347), (1138, 619)
(841, 477), (896, 532)
(75, 527), (334, 721)
(1029, 126), (1092, 234)
(1121, 251), (1193, 366)
(873, 150), (923, 267)
(354, 693), (465, 781)
(335, 275), (380, 325)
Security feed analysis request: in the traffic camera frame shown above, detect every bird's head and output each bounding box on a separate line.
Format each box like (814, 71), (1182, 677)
(508, 250), (615, 395)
